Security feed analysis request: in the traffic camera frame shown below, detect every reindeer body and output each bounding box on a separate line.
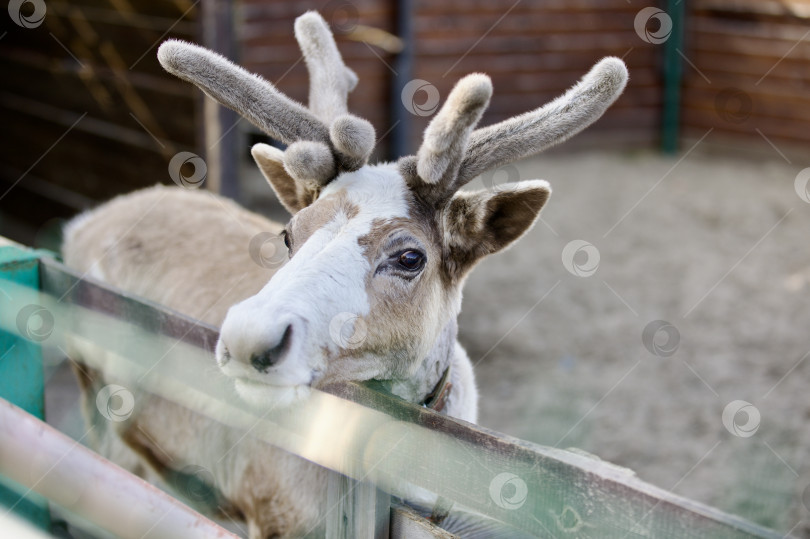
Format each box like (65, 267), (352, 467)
(63, 185), (276, 325)
(62, 11), (627, 538)
(63, 185), (326, 535)
(63, 179), (479, 537)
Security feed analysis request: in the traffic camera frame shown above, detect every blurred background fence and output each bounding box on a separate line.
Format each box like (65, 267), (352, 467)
(1, 0), (809, 244)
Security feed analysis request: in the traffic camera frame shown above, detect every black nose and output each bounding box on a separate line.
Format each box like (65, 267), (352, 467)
(250, 325), (293, 373)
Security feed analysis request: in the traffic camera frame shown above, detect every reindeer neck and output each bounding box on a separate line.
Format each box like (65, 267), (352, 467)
(387, 318), (458, 408)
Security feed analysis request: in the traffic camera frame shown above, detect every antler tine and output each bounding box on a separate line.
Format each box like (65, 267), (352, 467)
(294, 11), (376, 169)
(294, 11), (358, 124)
(413, 74), (492, 194)
(158, 40), (331, 148)
(455, 57), (628, 191)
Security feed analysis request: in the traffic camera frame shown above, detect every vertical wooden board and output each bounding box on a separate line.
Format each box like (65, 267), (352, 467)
(0, 245), (49, 530)
(681, 1), (810, 151)
(325, 473), (390, 539)
(0, 0), (200, 243)
(202, 0), (239, 198)
(408, 1), (661, 153)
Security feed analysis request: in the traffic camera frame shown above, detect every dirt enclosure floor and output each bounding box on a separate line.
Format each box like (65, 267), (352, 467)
(43, 147), (809, 537)
(456, 149), (810, 536)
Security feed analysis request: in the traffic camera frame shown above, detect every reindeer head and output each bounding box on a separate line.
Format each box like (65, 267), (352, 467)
(158, 12), (627, 407)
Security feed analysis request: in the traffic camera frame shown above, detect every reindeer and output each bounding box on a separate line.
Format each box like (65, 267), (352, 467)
(62, 11), (627, 538)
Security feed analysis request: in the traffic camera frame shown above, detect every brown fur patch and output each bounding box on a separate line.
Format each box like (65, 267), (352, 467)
(287, 190), (359, 254)
(233, 459), (302, 538)
(68, 360), (98, 394)
(120, 421), (173, 478)
(355, 217), (434, 266)
(328, 212), (451, 379)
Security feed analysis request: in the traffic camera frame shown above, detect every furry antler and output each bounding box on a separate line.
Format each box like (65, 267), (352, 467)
(295, 11), (358, 123)
(159, 12), (626, 212)
(416, 74), (492, 186)
(158, 41), (330, 149)
(293, 11), (375, 170)
(401, 57), (628, 204)
(158, 11), (374, 188)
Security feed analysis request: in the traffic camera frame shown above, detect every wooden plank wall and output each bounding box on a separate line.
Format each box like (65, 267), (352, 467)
(0, 0), (199, 245)
(410, 0), (661, 153)
(681, 0), (810, 152)
(5, 1), (806, 244)
(239, 0), (662, 158)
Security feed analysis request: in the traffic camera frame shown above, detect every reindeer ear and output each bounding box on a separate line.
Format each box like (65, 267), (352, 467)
(442, 180), (551, 278)
(251, 144), (319, 214)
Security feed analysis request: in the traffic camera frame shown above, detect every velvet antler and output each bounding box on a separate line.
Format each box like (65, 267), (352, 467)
(158, 11), (374, 190)
(401, 57), (628, 205)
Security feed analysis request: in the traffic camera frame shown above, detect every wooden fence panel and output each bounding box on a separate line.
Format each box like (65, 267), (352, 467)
(681, 0), (810, 151)
(0, 254), (782, 539)
(0, 0), (199, 245)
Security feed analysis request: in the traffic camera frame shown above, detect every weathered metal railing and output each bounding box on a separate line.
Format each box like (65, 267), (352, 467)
(0, 244), (788, 538)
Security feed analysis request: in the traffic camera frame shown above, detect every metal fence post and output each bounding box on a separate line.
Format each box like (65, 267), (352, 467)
(0, 244), (50, 530)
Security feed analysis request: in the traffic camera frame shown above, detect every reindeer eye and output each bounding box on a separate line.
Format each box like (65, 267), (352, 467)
(281, 230), (291, 250)
(397, 250), (425, 271)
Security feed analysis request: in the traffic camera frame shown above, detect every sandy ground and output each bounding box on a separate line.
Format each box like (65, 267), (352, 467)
(455, 149), (810, 536)
(42, 148), (810, 537)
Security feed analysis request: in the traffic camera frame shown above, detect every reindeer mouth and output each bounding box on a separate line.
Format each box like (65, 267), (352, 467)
(232, 377), (312, 408)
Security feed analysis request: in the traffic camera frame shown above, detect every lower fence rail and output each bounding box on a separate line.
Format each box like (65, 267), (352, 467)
(0, 399), (237, 539)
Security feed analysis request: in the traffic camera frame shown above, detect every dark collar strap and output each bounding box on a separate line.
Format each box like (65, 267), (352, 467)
(420, 366), (452, 412)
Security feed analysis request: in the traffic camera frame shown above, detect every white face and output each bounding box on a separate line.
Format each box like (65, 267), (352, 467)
(216, 164), (452, 407)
